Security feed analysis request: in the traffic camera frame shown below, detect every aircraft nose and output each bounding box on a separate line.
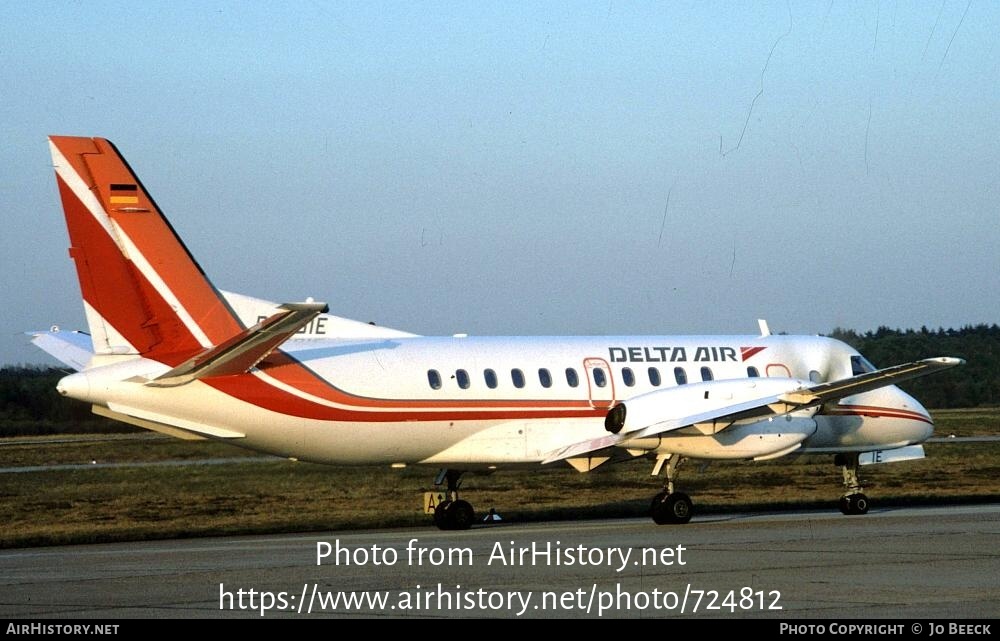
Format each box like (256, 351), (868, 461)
(894, 387), (934, 442)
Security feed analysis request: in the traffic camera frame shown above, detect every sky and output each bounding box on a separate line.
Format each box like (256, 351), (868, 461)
(2, 1), (998, 366)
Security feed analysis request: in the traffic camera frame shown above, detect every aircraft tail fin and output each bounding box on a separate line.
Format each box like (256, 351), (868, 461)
(48, 136), (245, 366)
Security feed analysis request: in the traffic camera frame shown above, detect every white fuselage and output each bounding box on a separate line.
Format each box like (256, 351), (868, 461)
(58, 334), (934, 468)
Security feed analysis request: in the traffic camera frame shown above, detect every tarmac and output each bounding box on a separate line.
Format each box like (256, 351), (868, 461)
(1, 503), (997, 618)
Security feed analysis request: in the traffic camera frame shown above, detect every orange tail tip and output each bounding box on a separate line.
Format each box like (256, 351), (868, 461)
(49, 136), (243, 365)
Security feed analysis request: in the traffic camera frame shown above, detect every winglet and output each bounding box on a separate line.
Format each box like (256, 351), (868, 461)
(148, 302), (329, 386)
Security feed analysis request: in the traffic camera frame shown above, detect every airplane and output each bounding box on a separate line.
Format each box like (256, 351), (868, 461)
(32, 136), (964, 530)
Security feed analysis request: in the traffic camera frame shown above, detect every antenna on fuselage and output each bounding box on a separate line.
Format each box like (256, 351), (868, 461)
(758, 319), (772, 337)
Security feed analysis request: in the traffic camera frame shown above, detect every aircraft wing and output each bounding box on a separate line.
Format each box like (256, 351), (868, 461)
(542, 390), (801, 464)
(543, 357), (964, 464)
(769, 357), (964, 407)
(148, 302), (329, 386)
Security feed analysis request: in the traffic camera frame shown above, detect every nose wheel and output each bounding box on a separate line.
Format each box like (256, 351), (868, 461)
(835, 453), (871, 516)
(838, 493), (870, 515)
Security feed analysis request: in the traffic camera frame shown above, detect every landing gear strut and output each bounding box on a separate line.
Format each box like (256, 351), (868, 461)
(649, 454), (693, 525)
(432, 469), (476, 530)
(835, 453), (870, 516)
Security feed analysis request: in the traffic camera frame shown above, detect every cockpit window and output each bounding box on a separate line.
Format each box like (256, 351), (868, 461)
(851, 355), (877, 375)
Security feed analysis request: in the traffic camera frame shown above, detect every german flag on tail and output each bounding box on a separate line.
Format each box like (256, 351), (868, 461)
(109, 183), (138, 204)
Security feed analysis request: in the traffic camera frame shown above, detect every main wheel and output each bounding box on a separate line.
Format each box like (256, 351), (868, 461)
(665, 492), (693, 524)
(650, 491), (670, 525)
(434, 499), (475, 530)
(650, 491), (693, 525)
(433, 500), (452, 529)
(840, 493), (870, 515)
(449, 500), (476, 530)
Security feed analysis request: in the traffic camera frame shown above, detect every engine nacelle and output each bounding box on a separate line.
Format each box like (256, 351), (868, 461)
(605, 377), (812, 435)
(653, 416), (818, 460)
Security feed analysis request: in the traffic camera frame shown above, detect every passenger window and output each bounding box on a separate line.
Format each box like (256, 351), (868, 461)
(622, 367), (635, 387)
(809, 370), (823, 383)
(674, 367), (687, 385)
(593, 368), (607, 388)
(511, 368), (525, 389)
(484, 369), (498, 389)
(538, 368), (552, 388)
(456, 369), (470, 389)
(700, 366), (714, 382)
(427, 369), (442, 390)
(747, 366), (759, 378)
(648, 367), (661, 386)
(565, 368), (579, 388)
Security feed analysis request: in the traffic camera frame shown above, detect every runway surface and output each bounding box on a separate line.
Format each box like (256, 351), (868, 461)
(1, 504), (997, 618)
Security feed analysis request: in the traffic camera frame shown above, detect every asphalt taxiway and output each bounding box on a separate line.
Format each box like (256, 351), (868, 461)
(1, 504), (997, 618)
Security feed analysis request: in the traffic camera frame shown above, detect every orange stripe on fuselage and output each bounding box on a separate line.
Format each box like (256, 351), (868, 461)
(257, 351), (596, 410)
(205, 373), (603, 422)
(824, 404), (932, 425)
(205, 361), (940, 425)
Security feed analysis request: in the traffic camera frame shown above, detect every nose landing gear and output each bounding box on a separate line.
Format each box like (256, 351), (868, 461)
(835, 453), (870, 515)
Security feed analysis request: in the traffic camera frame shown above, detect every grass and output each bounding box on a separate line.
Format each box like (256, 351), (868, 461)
(928, 407), (1000, 436)
(0, 409), (997, 548)
(0, 433), (258, 467)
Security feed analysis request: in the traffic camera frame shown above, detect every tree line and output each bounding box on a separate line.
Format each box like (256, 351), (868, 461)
(828, 324), (1000, 409)
(1, 324), (997, 435)
(0, 365), (125, 436)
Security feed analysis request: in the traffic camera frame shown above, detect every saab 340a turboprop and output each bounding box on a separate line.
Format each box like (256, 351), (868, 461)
(33, 136), (963, 530)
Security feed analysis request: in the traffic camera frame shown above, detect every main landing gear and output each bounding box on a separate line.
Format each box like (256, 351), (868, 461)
(432, 469), (476, 531)
(835, 453), (870, 515)
(646, 451), (874, 523)
(649, 454), (693, 525)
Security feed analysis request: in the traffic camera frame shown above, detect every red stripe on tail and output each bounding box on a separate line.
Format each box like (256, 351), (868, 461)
(50, 136), (244, 362)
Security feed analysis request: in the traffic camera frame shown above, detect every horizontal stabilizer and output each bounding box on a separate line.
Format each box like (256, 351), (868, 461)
(148, 302), (329, 386)
(29, 329), (94, 371)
